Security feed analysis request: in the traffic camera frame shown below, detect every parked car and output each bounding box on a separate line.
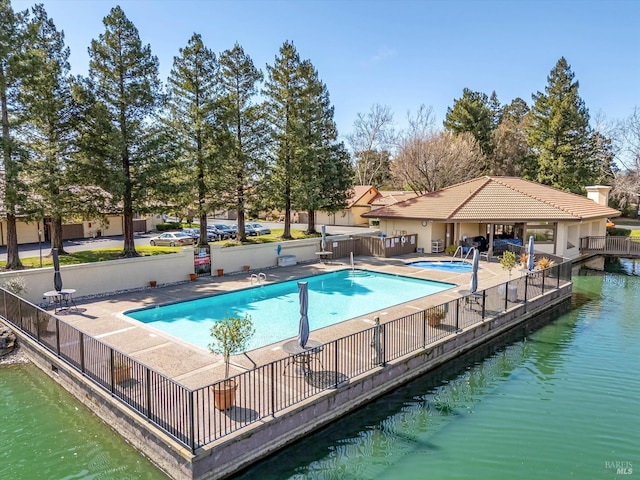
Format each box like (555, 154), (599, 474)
(197, 228), (217, 242)
(149, 232), (194, 247)
(248, 223), (271, 235)
(213, 224), (237, 239)
(233, 224), (258, 236)
(206, 225), (231, 241)
(181, 228), (199, 239)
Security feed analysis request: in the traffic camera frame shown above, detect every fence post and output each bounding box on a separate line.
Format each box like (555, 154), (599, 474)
(146, 368), (152, 418)
(110, 349), (115, 394)
(381, 323), (386, 366)
(270, 362), (276, 418)
(481, 291), (486, 319)
(79, 333), (85, 373)
(504, 281), (509, 312)
(422, 310), (427, 347)
(524, 274), (529, 308)
(189, 390), (195, 453)
(455, 299), (460, 332)
(333, 339), (339, 388)
(55, 317), (61, 355)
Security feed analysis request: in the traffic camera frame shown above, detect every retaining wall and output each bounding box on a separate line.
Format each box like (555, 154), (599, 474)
(0, 250), (194, 305)
(4, 282), (571, 480)
(191, 284), (571, 479)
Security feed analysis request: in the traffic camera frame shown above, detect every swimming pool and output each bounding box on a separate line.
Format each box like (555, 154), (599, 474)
(407, 260), (473, 273)
(125, 270), (455, 350)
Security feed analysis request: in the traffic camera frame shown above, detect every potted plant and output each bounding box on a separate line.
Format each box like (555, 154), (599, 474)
(208, 313), (255, 410)
(500, 251), (517, 278)
(499, 251), (518, 301)
(445, 244), (457, 256)
(113, 358), (132, 385)
(2, 276), (27, 296)
(519, 253), (534, 269)
(426, 305), (447, 326)
(535, 257), (555, 270)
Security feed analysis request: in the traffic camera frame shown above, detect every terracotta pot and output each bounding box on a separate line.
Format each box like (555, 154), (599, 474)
(242, 265), (250, 272)
(149, 280), (157, 287)
(189, 273), (197, 281)
(113, 365), (132, 384)
(217, 269), (224, 277)
(211, 380), (237, 410)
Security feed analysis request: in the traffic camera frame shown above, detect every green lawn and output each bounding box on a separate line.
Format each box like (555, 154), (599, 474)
(1, 246), (179, 269)
(2, 228), (320, 269)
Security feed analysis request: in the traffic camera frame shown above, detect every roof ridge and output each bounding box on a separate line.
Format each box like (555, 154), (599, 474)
(489, 177), (585, 218)
(448, 176), (492, 217)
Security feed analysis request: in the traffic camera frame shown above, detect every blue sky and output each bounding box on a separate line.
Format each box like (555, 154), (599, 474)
(12, 0), (640, 139)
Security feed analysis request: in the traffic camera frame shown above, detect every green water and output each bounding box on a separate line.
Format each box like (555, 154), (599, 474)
(0, 362), (167, 480)
(236, 262), (640, 479)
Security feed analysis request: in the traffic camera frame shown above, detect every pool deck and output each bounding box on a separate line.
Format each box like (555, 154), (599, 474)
(56, 253), (515, 390)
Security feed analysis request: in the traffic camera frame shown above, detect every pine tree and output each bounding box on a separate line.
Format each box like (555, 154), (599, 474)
(219, 43), (269, 242)
(294, 60), (353, 233)
(0, 0), (28, 270)
(263, 41), (303, 240)
(491, 97), (532, 176)
(75, 6), (163, 257)
(166, 33), (223, 247)
(444, 88), (494, 161)
(21, 4), (74, 255)
(526, 57), (594, 193)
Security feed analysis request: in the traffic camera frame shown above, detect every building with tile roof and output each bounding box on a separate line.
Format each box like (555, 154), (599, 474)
(362, 176), (620, 260)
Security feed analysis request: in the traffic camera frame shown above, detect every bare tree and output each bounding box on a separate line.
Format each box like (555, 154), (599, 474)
(610, 108), (640, 213)
(392, 130), (484, 194)
(347, 104), (396, 185)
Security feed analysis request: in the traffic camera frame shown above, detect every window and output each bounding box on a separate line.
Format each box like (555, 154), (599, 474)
(526, 223), (554, 243)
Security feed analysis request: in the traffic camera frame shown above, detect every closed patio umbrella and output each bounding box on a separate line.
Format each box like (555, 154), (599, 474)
(469, 248), (479, 294)
(321, 225), (327, 252)
(297, 281), (309, 348)
(53, 248), (63, 292)
(527, 236), (535, 271)
(371, 316), (383, 364)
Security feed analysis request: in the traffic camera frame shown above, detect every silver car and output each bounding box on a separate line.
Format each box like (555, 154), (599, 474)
(248, 223), (271, 235)
(149, 232), (194, 247)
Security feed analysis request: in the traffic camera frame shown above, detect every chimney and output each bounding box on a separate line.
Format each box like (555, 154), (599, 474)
(585, 185), (611, 207)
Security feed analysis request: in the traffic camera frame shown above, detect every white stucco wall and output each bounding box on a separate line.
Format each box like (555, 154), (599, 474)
(0, 249), (194, 305)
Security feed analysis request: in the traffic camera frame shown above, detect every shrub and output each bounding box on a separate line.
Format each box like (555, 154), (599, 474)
(445, 244), (457, 256)
(156, 222), (182, 231)
(535, 257), (555, 270)
(2, 276), (27, 295)
(607, 227), (631, 237)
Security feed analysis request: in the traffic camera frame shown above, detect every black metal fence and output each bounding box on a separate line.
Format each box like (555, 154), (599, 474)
(0, 253), (572, 453)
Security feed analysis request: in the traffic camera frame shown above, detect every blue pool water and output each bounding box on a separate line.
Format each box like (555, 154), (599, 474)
(126, 270), (455, 350)
(407, 260), (473, 273)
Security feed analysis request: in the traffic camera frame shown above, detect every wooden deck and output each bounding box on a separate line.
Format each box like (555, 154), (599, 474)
(580, 236), (640, 257)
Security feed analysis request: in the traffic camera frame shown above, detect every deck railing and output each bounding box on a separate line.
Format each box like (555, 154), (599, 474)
(580, 236), (640, 257)
(0, 253), (572, 453)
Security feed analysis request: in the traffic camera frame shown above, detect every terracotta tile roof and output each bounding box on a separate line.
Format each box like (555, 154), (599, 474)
(347, 185), (378, 207)
(371, 190), (420, 207)
(363, 176), (620, 222)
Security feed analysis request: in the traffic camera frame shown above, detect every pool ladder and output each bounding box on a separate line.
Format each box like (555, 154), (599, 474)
(250, 272), (267, 284)
(451, 246), (475, 262)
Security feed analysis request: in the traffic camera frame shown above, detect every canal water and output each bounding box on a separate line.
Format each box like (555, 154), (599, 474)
(235, 260), (640, 479)
(1, 260), (638, 479)
(0, 362), (167, 479)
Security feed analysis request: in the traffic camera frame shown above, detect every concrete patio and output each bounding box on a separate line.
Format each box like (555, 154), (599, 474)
(54, 253), (513, 390)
